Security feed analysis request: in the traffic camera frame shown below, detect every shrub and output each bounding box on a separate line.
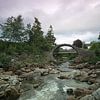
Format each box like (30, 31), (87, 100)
(89, 42), (100, 64)
(0, 53), (11, 70)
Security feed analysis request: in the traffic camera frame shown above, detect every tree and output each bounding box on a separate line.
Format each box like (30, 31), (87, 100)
(90, 42), (100, 54)
(73, 39), (83, 48)
(31, 17), (45, 49)
(24, 23), (32, 42)
(0, 15), (24, 42)
(45, 25), (56, 50)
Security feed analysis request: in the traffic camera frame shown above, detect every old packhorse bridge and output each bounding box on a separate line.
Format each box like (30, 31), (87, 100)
(51, 44), (94, 63)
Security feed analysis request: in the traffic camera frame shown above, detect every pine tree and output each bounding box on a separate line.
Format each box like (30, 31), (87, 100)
(45, 25), (56, 50)
(31, 17), (45, 49)
(24, 23), (33, 42)
(0, 15), (24, 42)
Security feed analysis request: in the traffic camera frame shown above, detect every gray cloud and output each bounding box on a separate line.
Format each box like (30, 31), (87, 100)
(0, 0), (100, 43)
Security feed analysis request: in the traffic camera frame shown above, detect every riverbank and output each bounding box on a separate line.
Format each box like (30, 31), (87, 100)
(0, 61), (100, 100)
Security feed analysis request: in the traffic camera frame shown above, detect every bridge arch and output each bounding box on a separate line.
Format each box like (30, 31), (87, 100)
(51, 44), (79, 62)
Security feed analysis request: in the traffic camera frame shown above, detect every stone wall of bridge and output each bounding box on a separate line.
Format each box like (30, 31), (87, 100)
(50, 44), (95, 63)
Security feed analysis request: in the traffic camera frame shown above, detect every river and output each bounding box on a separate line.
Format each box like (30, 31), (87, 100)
(19, 62), (90, 100)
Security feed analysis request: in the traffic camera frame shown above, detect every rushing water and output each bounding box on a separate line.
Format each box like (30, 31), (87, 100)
(19, 62), (90, 100)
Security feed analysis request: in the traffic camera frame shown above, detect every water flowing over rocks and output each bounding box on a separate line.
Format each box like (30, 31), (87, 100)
(18, 62), (91, 100)
(17, 62), (100, 100)
(0, 61), (100, 100)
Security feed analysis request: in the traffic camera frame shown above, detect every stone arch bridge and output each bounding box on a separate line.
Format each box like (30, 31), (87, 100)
(50, 44), (94, 62)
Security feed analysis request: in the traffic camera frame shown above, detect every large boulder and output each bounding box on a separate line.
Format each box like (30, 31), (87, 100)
(19, 71), (41, 81)
(80, 88), (100, 100)
(68, 70), (88, 79)
(34, 68), (49, 76)
(74, 88), (92, 98)
(4, 86), (20, 100)
(89, 83), (100, 90)
(75, 63), (90, 69)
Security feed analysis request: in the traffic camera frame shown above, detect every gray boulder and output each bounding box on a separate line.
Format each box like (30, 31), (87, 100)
(80, 88), (100, 100)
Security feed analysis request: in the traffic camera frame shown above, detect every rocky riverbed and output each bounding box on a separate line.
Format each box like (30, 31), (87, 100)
(0, 61), (100, 100)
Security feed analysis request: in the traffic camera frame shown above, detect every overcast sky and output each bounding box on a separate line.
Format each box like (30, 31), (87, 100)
(0, 0), (100, 44)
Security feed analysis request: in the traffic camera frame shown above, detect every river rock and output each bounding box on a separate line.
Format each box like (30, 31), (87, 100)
(82, 68), (90, 72)
(0, 75), (21, 100)
(67, 70), (81, 79)
(15, 70), (23, 75)
(74, 88), (93, 98)
(89, 83), (100, 90)
(49, 69), (60, 74)
(96, 61), (100, 69)
(87, 78), (96, 85)
(21, 68), (31, 73)
(58, 75), (68, 79)
(25, 68), (31, 73)
(3, 71), (13, 75)
(95, 69), (100, 76)
(0, 68), (3, 74)
(92, 88), (100, 100)
(34, 68), (49, 76)
(67, 95), (76, 100)
(80, 95), (94, 100)
(3, 86), (20, 100)
(67, 88), (74, 95)
(88, 69), (95, 75)
(19, 71), (43, 89)
(74, 88), (84, 97)
(58, 72), (69, 79)
(68, 70), (88, 79)
(75, 63), (89, 69)
(19, 71), (41, 81)
(80, 88), (100, 100)
(89, 65), (95, 69)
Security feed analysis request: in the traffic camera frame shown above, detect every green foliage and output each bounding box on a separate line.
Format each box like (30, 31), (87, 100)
(31, 17), (44, 44)
(88, 56), (100, 64)
(27, 17), (48, 52)
(90, 42), (100, 56)
(0, 53), (11, 70)
(25, 24), (33, 43)
(89, 42), (100, 64)
(0, 15), (57, 69)
(45, 25), (56, 51)
(0, 15), (25, 42)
